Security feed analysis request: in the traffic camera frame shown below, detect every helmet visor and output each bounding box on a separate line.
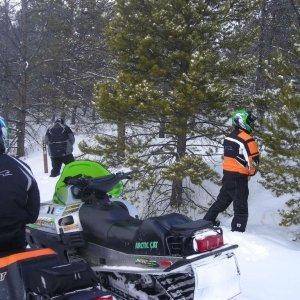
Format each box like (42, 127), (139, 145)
(247, 112), (256, 130)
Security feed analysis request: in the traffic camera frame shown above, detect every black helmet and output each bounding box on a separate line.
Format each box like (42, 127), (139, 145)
(55, 118), (64, 124)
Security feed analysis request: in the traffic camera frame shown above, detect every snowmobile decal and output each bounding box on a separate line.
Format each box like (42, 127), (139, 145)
(62, 223), (80, 232)
(135, 241), (159, 250)
(0, 272), (7, 281)
(135, 258), (159, 268)
(34, 217), (56, 231)
(62, 202), (82, 215)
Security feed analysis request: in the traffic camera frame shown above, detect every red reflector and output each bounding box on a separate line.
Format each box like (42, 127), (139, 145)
(159, 259), (172, 268)
(193, 230), (224, 253)
(94, 296), (113, 300)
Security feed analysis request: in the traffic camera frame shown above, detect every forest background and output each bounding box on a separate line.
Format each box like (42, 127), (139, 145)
(0, 0), (299, 228)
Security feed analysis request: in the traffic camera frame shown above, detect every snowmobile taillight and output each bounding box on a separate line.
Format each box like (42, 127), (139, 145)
(159, 259), (173, 268)
(193, 229), (224, 253)
(93, 296), (113, 300)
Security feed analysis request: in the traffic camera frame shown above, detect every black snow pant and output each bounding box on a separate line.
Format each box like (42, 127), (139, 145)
(204, 174), (249, 232)
(50, 154), (75, 177)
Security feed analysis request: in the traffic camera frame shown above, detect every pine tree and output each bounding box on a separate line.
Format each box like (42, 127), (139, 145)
(88, 0), (258, 216)
(256, 0), (300, 226)
(0, 0), (113, 154)
(259, 48), (299, 226)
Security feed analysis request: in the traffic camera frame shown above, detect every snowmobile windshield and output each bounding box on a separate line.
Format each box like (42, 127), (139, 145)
(53, 160), (123, 205)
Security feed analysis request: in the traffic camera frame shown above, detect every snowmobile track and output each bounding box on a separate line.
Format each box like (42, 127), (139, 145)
(156, 273), (195, 300)
(97, 271), (195, 300)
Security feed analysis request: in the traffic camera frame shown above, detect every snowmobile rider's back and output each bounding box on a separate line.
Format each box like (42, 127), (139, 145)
(0, 117), (40, 254)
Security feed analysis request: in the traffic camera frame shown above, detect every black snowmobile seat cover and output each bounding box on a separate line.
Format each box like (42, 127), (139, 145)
(171, 219), (213, 232)
(151, 213), (192, 230)
(80, 202), (142, 252)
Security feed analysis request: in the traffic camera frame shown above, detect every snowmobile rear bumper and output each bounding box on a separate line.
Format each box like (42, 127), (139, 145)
(93, 244), (240, 300)
(87, 243), (238, 274)
(165, 244), (238, 272)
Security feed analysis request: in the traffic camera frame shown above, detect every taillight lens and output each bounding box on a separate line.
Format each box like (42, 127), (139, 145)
(159, 259), (173, 268)
(93, 296), (113, 300)
(193, 229), (224, 253)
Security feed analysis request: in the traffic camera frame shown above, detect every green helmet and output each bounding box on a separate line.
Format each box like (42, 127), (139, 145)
(231, 109), (256, 133)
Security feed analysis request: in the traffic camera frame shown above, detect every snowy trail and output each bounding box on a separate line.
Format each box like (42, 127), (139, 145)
(23, 146), (300, 300)
(225, 230), (300, 300)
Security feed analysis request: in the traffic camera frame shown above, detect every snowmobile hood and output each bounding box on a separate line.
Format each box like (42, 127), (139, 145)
(53, 160), (123, 205)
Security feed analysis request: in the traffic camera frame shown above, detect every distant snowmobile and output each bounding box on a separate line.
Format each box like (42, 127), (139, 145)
(26, 161), (241, 300)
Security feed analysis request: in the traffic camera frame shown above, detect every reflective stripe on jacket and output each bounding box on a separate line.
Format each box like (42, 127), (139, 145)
(222, 129), (260, 176)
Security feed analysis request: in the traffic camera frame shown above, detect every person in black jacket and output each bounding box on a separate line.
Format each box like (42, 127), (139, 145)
(0, 117), (40, 254)
(45, 118), (75, 177)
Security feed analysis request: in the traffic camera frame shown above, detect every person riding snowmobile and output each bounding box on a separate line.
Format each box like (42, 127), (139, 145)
(204, 109), (260, 232)
(45, 118), (75, 177)
(0, 117), (40, 255)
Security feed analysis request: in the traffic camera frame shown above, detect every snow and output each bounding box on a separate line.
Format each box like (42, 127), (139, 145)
(226, 230), (300, 300)
(21, 135), (300, 300)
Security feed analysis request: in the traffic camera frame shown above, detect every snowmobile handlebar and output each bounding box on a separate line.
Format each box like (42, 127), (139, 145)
(65, 171), (132, 194)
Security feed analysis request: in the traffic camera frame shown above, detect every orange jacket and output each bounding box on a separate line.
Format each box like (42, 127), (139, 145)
(222, 129), (260, 176)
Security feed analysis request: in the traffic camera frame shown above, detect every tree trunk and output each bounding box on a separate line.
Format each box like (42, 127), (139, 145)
(117, 120), (126, 160)
(16, 109), (26, 157)
(83, 105), (87, 116)
(170, 178), (184, 208)
(17, 0), (28, 157)
(71, 105), (77, 124)
(256, 0), (267, 88)
(255, 0), (268, 116)
(158, 118), (166, 138)
(92, 107), (96, 120)
(170, 122), (187, 208)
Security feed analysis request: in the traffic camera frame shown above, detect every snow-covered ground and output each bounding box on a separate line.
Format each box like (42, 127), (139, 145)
(22, 136), (300, 300)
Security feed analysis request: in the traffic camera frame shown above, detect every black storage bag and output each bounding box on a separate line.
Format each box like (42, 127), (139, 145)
(22, 260), (98, 298)
(0, 253), (59, 300)
(0, 262), (26, 300)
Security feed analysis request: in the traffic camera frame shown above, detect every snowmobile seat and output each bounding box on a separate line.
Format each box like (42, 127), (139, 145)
(151, 213), (192, 230)
(107, 219), (142, 251)
(79, 202), (142, 252)
(170, 219), (213, 235)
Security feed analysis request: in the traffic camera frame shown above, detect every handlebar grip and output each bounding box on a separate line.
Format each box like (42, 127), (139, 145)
(116, 172), (133, 180)
(65, 177), (90, 187)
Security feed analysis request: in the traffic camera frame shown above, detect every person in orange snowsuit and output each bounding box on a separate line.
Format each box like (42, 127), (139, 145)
(204, 109), (260, 232)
